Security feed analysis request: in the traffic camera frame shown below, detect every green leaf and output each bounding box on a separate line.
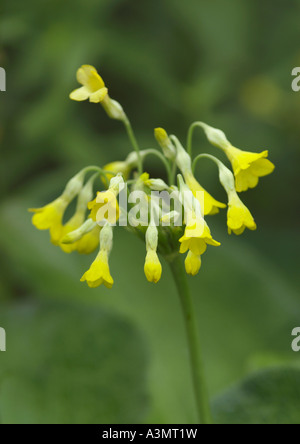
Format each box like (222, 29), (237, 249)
(0, 300), (149, 424)
(213, 367), (300, 425)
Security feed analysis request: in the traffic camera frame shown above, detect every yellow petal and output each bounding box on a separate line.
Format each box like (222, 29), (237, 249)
(89, 87), (108, 103)
(76, 226), (101, 255)
(69, 86), (90, 101)
(76, 65), (105, 91)
(225, 146), (275, 192)
(185, 174), (226, 216)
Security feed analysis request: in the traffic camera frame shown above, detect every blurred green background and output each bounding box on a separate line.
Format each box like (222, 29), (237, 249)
(1, 0), (300, 424)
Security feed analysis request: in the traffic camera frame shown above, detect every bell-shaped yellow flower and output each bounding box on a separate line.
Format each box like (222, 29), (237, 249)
(185, 173), (226, 216)
(179, 218), (220, 256)
(225, 146), (275, 192)
(88, 190), (120, 224)
(70, 65), (108, 103)
(185, 251), (202, 276)
(59, 213), (85, 253)
(29, 198), (68, 245)
(80, 250), (114, 288)
(61, 219), (101, 255)
(144, 250), (162, 284)
(227, 192), (257, 235)
(76, 225), (101, 255)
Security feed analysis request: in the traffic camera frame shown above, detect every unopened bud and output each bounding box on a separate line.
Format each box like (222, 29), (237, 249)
(154, 128), (176, 160)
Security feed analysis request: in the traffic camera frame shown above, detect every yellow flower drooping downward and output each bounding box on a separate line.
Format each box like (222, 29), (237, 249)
(196, 122), (275, 193)
(59, 174), (99, 253)
(227, 192), (257, 235)
(178, 175), (220, 265)
(144, 222), (162, 284)
(215, 156), (257, 235)
(69, 65), (108, 103)
(61, 218), (101, 255)
(29, 171), (85, 245)
(88, 174), (124, 225)
(225, 146), (275, 193)
(76, 225), (101, 255)
(179, 217), (220, 256)
(30, 198), (68, 245)
(81, 223), (114, 288)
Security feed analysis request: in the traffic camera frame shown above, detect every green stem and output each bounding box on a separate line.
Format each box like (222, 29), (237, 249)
(192, 153), (221, 174)
(123, 117), (143, 175)
(142, 149), (173, 185)
(187, 122), (206, 158)
(169, 256), (213, 425)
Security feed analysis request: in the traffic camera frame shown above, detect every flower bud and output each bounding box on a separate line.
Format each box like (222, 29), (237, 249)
(102, 97), (126, 121)
(154, 128), (176, 160)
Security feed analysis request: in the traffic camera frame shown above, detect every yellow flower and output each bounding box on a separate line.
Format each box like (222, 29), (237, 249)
(89, 174), (124, 224)
(60, 218), (101, 255)
(59, 213), (85, 253)
(227, 192), (257, 235)
(179, 218), (220, 256)
(144, 250), (162, 284)
(185, 251), (202, 276)
(225, 146), (275, 193)
(81, 223), (114, 288)
(76, 225), (101, 255)
(185, 173), (226, 216)
(69, 65), (108, 103)
(80, 250), (114, 288)
(29, 198), (68, 245)
(88, 190), (120, 224)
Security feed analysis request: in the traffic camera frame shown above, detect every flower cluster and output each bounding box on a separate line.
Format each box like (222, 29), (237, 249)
(30, 65), (275, 288)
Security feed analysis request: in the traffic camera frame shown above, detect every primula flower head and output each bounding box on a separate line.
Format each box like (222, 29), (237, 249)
(227, 192), (257, 235)
(70, 65), (108, 103)
(30, 66), (275, 290)
(225, 146), (275, 192)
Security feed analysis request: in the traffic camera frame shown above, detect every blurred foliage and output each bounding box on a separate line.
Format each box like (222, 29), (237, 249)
(0, 0), (300, 424)
(214, 368), (300, 424)
(0, 300), (148, 424)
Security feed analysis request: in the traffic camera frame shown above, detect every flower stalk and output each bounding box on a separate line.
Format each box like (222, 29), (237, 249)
(169, 255), (213, 425)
